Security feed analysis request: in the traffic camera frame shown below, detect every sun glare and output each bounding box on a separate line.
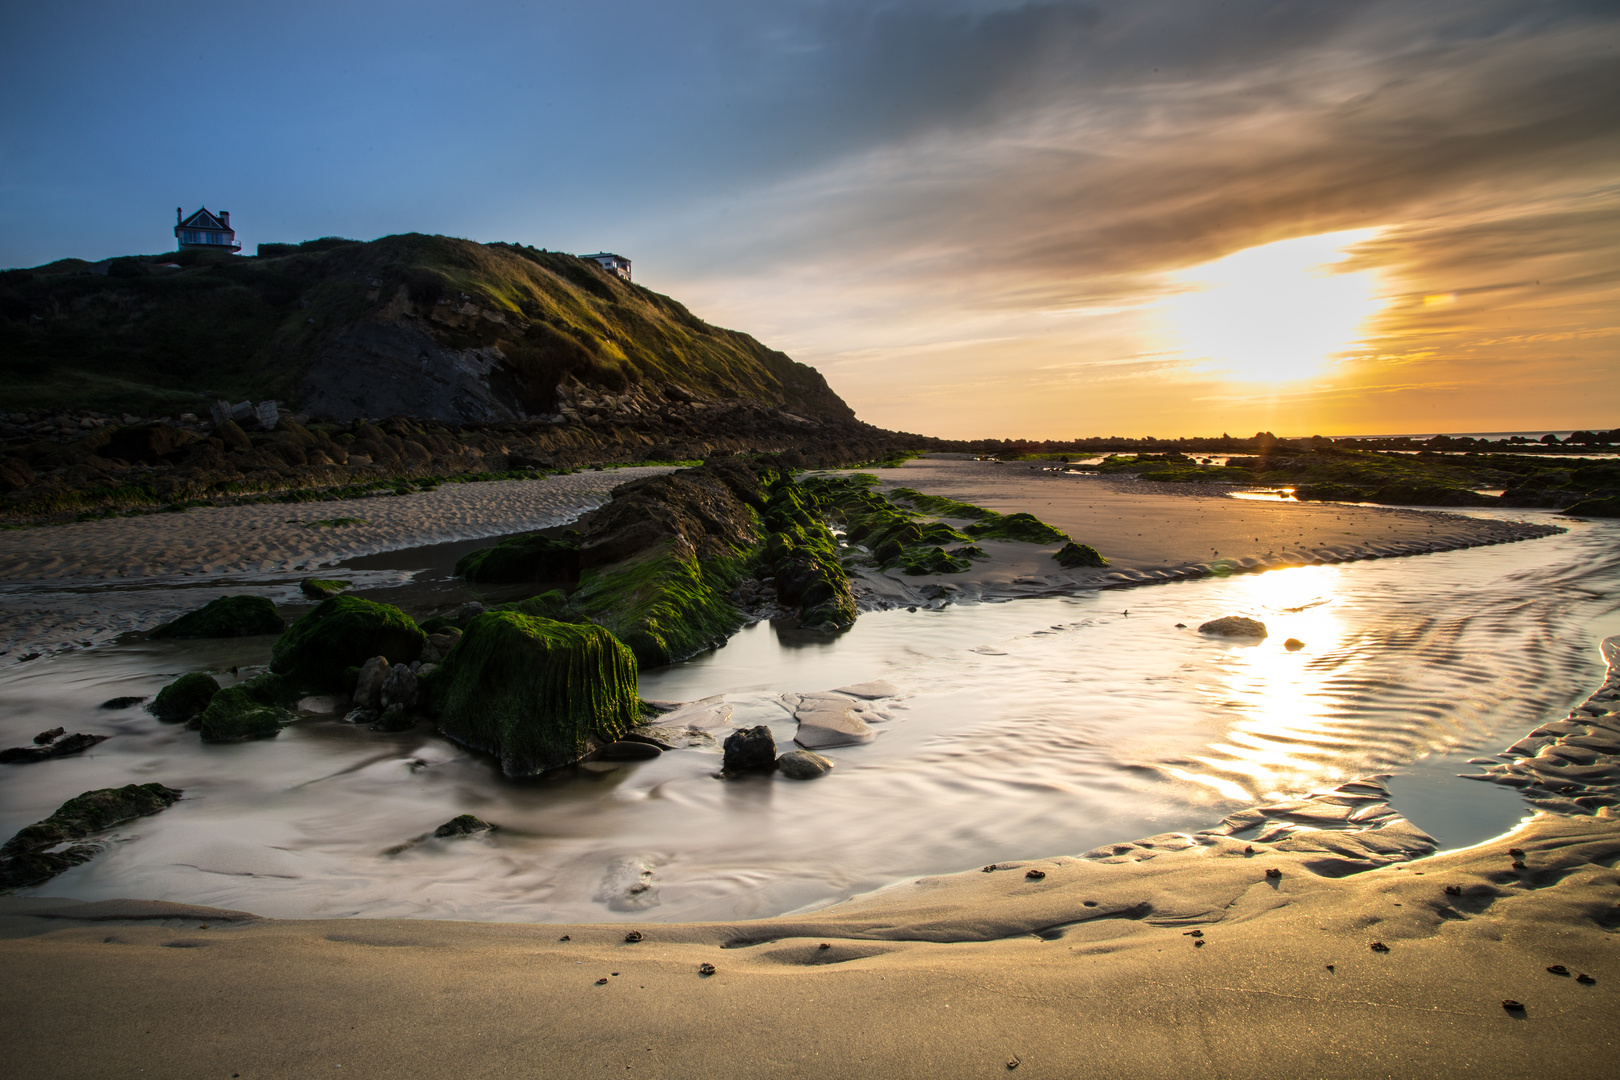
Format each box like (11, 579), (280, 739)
(1161, 229), (1386, 383)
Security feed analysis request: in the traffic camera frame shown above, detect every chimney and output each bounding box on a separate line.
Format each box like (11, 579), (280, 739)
(221, 211), (230, 227)
(177, 207), (182, 225)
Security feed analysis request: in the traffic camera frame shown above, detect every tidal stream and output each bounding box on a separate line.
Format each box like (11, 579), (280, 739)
(2, 512), (1616, 923)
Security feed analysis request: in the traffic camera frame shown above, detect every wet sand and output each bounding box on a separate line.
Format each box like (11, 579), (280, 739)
(2, 809), (1614, 1078)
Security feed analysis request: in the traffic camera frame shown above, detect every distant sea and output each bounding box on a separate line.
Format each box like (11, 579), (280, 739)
(1316, 430), (1586, 442)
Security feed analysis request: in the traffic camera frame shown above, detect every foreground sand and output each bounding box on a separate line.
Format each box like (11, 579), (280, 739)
(2, 811), (1615, 1079)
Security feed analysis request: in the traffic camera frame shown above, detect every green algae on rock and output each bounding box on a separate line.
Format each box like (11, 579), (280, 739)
(430, 611), (640, 776)
(151, 595), (286, 639)
(148, 671), (221, 721)
(965, 511), (1069, 545)
(1564, 495), (1620, 517)
(1054, 542), (1108, 568)
(299, 578), (351, 599)
(0, 782), (183, 890)
(270, 595), (425, 690)
(194, 677), (291, 742)
(569, 545), (747, 666)
(454, 533), (581, 583)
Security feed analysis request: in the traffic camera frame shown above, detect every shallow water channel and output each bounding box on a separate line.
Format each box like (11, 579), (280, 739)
(2, 513), (1617, 923)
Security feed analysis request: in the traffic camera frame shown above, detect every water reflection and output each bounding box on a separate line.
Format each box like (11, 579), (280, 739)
(0, 518), (1614, 923)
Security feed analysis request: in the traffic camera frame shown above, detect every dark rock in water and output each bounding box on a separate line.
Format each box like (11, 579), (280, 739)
(343, 707), (380, 725)
(723, 725), (777, 772)
(1564, 496), (1620, 518)
(352, 656), (390, 709)
(34, 727), (65, 745)
(380, 665), (419, 709)
(270, 595), (425, 691)
(151, 595), (286, 639)
(776, 749), (834, 779)
(370, 704), (414, 732)
(598, 740), (663, 761)
(1198, 616), (1268, 638)
(196, 681), (288, 742)
(1054, 542), (1108, 568)
(1, 732), (108, 764)
(430, 611), (640, 776)
(454, 533), (580, 584)
(419, 628), (462, 665)
(454, 601), (486, 626)
(99, 696), (145, 710)
(1284, 638), (1306, 651)
(147, 672), (221, 722)
(0, 782), (182, 889)
(434, 814), (495, 838)
(299, 578), (350, 600)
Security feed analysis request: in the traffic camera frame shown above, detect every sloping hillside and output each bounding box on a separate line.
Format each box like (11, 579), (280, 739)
(0, 234), (855, 423)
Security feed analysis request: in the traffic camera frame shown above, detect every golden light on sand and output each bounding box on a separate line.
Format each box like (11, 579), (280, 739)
(1161, 229), (1386, 384)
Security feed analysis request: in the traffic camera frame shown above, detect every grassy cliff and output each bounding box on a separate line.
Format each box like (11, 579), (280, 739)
(0, 234), (854, 422)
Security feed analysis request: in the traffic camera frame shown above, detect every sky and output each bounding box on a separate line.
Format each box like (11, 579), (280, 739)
(2, 1), (1616, 438)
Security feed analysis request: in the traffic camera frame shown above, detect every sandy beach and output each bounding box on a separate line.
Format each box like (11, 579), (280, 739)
(0, 459), (1609, 1078)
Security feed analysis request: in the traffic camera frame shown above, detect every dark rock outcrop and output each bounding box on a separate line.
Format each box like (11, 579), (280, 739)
(723, 726), (778, 772)
(0, 731), (108, 764)
(0, 783), (183, 889)
(270, 595), (425, 691)
(151, 595), (285, 639)
(147, 672), (221, 722)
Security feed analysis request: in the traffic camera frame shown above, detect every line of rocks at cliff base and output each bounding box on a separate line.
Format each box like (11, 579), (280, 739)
(1460, 635), (1620, 815)
(0, 381), (926, 522)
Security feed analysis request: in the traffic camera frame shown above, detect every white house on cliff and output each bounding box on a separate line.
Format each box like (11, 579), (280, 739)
(175, 207), (240, 252)
(583, 252), (631, 282)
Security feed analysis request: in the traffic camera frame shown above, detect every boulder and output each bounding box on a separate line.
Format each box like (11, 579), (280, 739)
(299, 578), (350, 600)
(430, 612), (640, 776)
(380, 665), (419, 709)
(453, 533), (580, 583)
(0, 782), (183, 890)
(419, 628), (462, 664)
(434, 814), (494, 838)
(1198, 616), (1269, 638)
(1054, 542), (1108, 568)
(371, 704), (414, 732)
(598, 740), (663, 761)
(776, 749), (834, 779)
(148, 672), (221, 721)
(196, 685), (287, 742)
(151, 595), (285, 639)
(352, 656), (390, 708)
(270, 595), (425, 691)
(0, 732), (108, 765)
(723, 725), (777, 772)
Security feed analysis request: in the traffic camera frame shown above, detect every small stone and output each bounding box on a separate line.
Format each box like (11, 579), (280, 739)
(698, 963), (716, 976)
(1283, 638), (1306, 651)
(558, 935), (570, 942)
(595, 977), (609, 985)
(1198, 616), (1268, 638)
(1576, 973), (1596, 985)
(1508, 847), (1525, 858)
(380, 664), (419, 709)
(1502, 999), (1524, 1012)
(1370, 941), (1389, 953)
(598, 740), (662, 761)
(98, 697), (145, 710)
(1444, 884), (1462, 896)
(624, 930), (643, 943)
(818, 943), (831, 950)
(1511, 860), (1526, 870)
(722, 725), (777, 772)
(1184, 930), (1203, 937)
(1194, 939), (1205, 948)
(1265, 868), (1282, 879)
(776, 749), (834, 779)
(352, 656), (390, 709)
(1547, 965), (1569, 976)
(434, 814), (494, 838)
(33, 727), (64, 745)
(1025, 869), (1046, 880)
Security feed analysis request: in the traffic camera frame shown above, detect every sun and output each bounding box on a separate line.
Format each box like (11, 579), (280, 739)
(1159, 229), (1386, 383)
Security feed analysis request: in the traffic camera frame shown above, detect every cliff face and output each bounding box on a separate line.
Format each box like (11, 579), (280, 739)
(0, 234), (857, 424)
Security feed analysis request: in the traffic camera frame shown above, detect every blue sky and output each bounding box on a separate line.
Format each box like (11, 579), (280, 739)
(3, 1), (1617, 436)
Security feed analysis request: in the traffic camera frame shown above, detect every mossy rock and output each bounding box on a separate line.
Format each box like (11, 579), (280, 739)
(148, 672), (221, 721)
(568, 545), (745, 667)
(270, 595), (425, 690)
(503, 589), (572, 620)
(430, 611), (640, 776)
(0, 782), (183, 888)
(966, 512), (1069, 544)
(1054, 542), (1108, 568)
(454, 533), (580, 583)
(897, 546), (972, 575)
(151, 595), (286, 639)
(299, 578), (350, 600)
(195, 684), (289, 742)
(1564, 496), (1620, 517)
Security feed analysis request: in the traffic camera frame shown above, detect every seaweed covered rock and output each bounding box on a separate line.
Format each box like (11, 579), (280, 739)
(148, 671), (221, 721)
(0, 782), (182, 889)
(0, 731), (108, 765)
(570, 545), (748, 666)
(434, 814), (495, 838)
(431, 611), (640, 776)
(1564, 496), (1620, 517)
(270, 595), (425, 690)
(151, 595), (285, 639)
(966, 512), (1069, 545)
(299, 578), (350, 599)
(759, 474), (858, 629)
(454, 533), (580, 583)
(1054, 542), (1108, 568)
(195, 677), (290, 742)
(1199, 616), (1268, 638)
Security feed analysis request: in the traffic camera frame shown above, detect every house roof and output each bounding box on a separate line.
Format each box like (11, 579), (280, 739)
(179, 208), (230, 232)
